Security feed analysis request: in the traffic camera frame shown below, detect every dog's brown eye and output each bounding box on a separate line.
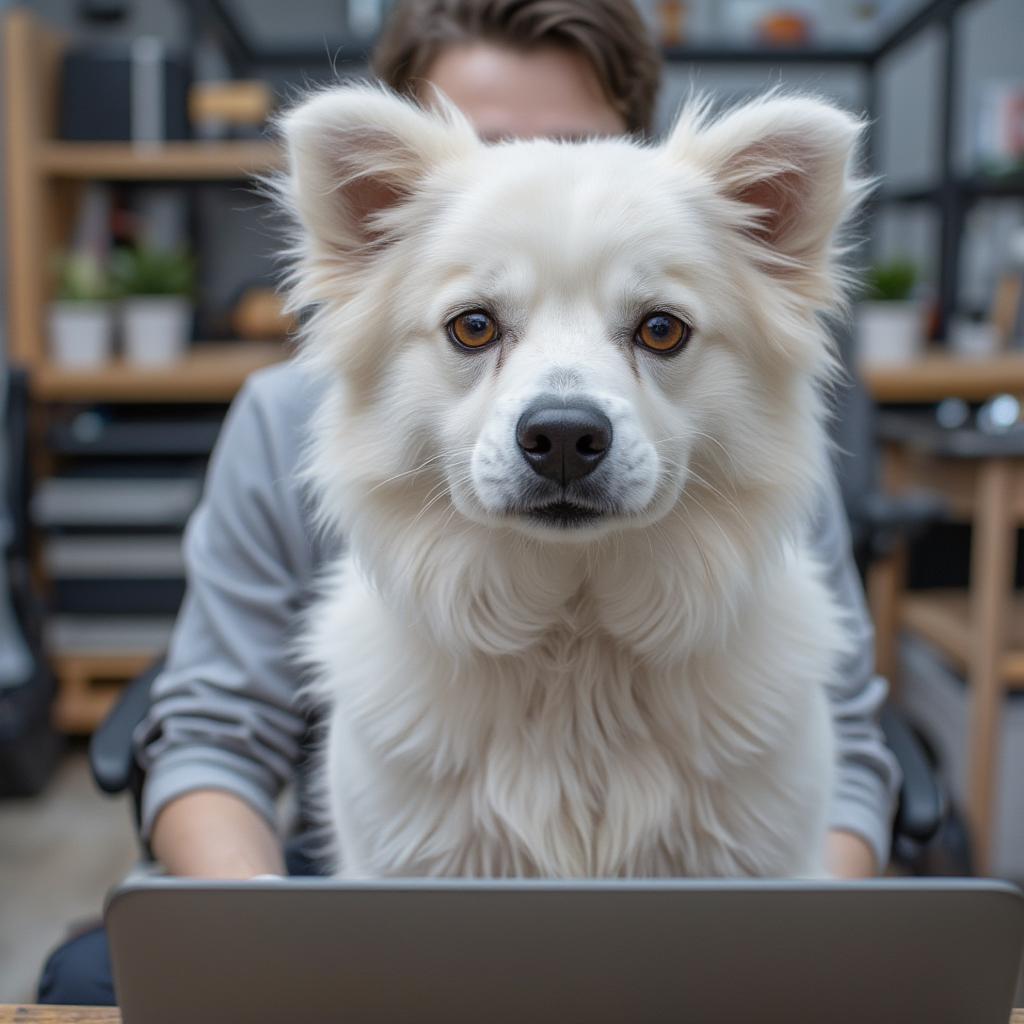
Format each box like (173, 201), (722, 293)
(636, 313), (691, 355)
(448, 311), (499, 350)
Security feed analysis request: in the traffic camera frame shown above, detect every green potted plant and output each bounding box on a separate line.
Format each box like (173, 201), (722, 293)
(112, 246), (195, 366)
(856, 258), (924, 366)
(49, 253), (117, 368)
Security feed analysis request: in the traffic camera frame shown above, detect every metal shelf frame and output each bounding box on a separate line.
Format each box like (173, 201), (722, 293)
(177, 0), (965, 72)
(177, 0), (1019, 337)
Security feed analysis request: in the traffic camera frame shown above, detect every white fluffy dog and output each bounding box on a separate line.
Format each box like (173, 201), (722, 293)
(281, 85), (865, 879)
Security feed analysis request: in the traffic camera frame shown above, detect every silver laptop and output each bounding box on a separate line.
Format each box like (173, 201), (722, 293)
(106, 878), (1023, 1024)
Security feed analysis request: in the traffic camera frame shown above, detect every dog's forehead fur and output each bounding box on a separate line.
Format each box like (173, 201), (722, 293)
(386, 138), (725, 299)
(343, 138), (761, 395)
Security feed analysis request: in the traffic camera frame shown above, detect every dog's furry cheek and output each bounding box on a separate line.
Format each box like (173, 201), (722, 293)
(436, 384), (515, 515)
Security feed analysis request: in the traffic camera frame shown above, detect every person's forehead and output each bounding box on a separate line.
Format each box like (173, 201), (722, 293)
(422, 41), (627, 141)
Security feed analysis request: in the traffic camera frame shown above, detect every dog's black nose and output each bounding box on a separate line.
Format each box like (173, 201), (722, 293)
(516, 398), (612, 485)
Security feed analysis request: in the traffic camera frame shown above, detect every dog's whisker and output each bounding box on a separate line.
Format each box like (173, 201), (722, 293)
(410, 487), (454, 530)
(365, 446), (479, 496)
(437, 501), (465, 536)
(654, 429), (742, 478)
(666, 507), (714, 584)
(407, 466), (478, 530)
(650, 449), (753, 535)
(676, 487), (745, 568)
(686, 430), (743, 475)
(650, 521), (685, 569)
(684, 469), (754, 533)
(366, 455), (450, 495)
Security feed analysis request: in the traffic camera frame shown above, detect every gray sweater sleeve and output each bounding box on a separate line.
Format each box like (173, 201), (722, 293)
(813, 472), (901, 867)
(134, 364), (319, 839)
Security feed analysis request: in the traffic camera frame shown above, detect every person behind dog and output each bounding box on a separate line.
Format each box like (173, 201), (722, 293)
(39, 0), (898, 1004)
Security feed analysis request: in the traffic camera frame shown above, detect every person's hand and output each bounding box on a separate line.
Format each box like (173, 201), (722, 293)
(825, 829), (878, 879)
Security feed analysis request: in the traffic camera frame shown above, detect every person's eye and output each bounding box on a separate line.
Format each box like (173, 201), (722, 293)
(634, 312), (692, 355)
(447, 310), (501, 351)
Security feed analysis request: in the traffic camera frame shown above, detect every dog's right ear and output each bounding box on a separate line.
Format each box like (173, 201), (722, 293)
(281, 86), (477, 264)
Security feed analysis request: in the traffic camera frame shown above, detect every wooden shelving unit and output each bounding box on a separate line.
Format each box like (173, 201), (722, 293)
(32, 341), (289, 403)
(39, 140), (281, 180)
(863, 352), (1024, 403)
(902, 591), (1024, 690)
(2, 8), (290, 730)
(50, 652), (156, 734)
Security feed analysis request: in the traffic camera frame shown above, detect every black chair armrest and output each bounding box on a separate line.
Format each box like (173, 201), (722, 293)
(881, 705), (945, 845)
(849, 490), (947, 568)
(858, 491), (946, 534)
(89, 659), (163, 795)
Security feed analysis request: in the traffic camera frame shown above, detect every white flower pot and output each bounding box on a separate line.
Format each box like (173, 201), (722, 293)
(856, 301), (925, 367)
(121, 296), (192, 366)
(48, 301), (115, 368)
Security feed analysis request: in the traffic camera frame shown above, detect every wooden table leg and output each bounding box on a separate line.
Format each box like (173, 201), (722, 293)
(967, 458), (1014, 876)
(869, 549), (907, 695)
(868, 443), (910, 694)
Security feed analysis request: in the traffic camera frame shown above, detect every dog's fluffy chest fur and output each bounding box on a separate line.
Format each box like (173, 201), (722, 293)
(308, 546), (839, 880)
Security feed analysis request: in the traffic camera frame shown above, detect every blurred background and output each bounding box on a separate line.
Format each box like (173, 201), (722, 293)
(1, 0), (1023, 1004)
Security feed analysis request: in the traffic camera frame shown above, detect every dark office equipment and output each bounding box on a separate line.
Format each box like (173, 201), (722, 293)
(60, 42), (192, 142)
(76, 0), (129, 23)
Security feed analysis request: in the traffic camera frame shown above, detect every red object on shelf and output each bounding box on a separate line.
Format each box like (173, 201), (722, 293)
(758, 10), (812, 46)
(657, 0), (688, 46)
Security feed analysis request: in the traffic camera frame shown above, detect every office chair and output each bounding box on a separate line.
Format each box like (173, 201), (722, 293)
(830, 349), (945, 580)
(1, 367), (63, 796)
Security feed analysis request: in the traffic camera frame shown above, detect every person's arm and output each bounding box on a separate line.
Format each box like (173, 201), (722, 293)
(825, 829), (878, 879)
(813, 472), (902, 878)
(134, 365), (322, 878)
(151, 790), (285, 879)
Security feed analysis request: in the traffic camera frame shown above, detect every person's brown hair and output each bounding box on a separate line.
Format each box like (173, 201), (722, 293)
(371, 0), (662, 137)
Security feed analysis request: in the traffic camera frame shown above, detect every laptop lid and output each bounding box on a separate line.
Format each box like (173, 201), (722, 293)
(106, 877), (1024, 1024)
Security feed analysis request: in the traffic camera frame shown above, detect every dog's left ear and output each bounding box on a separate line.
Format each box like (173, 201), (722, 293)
(669, 96), (865, 282)
(281, 85), (477, 265)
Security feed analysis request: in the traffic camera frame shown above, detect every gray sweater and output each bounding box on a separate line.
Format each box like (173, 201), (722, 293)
(135, 360), (901, 867)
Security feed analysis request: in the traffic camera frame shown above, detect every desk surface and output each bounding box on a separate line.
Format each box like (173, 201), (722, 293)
(862, 352), (1024, 403)
(0, 1012), (120, 1022)
(4, 1008), (1024, 1023)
